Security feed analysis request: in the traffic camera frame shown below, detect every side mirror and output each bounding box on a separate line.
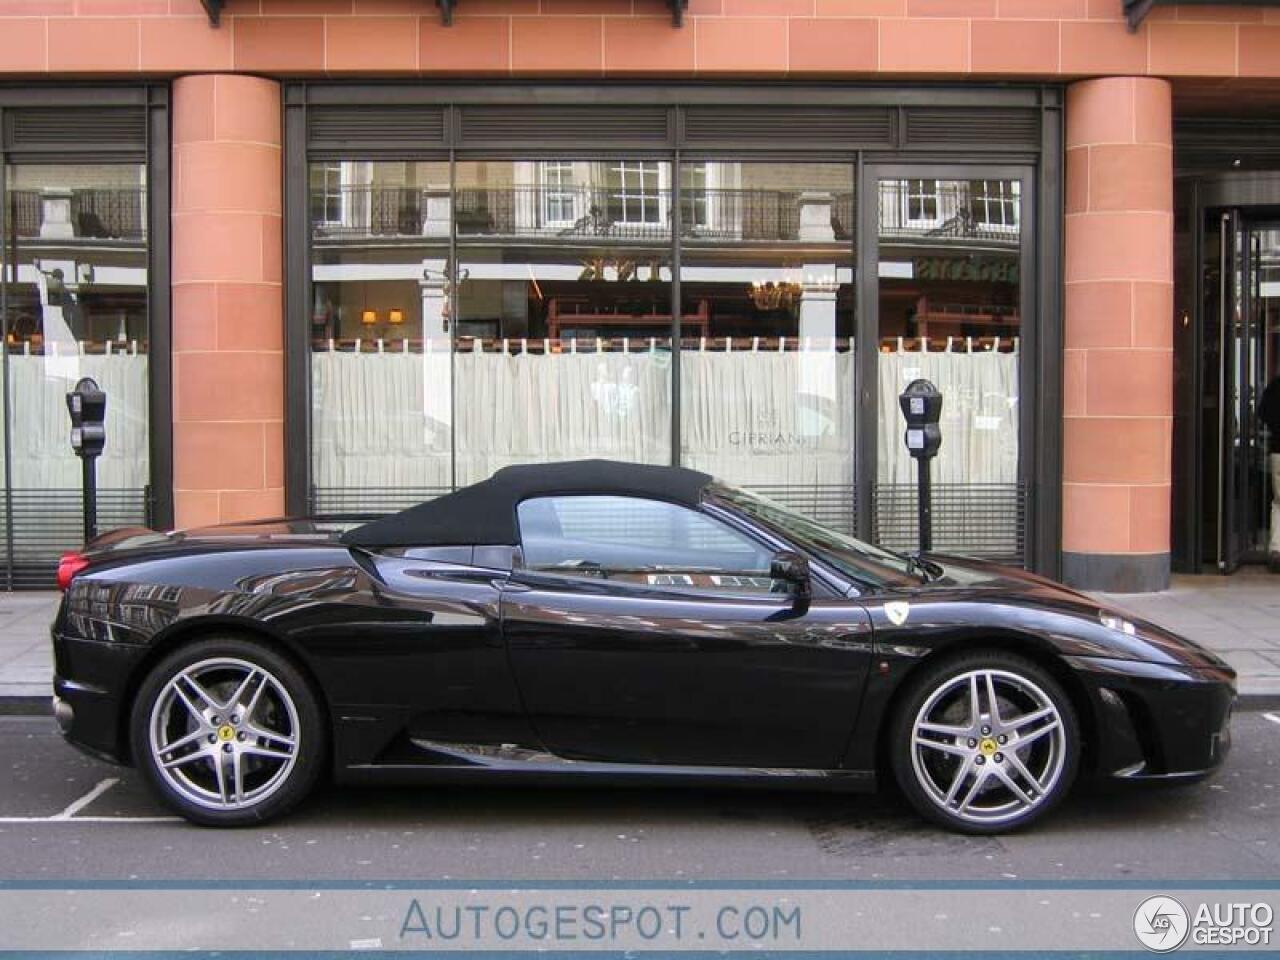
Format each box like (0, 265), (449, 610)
(770, 550), (811, 599)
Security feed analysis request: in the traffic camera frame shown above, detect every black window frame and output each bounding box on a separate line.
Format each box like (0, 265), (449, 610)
(0, 83), (171, 588)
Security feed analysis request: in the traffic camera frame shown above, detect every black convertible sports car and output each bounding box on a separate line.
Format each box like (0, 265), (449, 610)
(52, 460), (1235, 833)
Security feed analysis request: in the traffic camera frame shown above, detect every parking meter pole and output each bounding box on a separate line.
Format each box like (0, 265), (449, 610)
(66, 377), (107, 547)
(917, 458), (932, 554)
(81, 456), (98, 544)
(898, 378), (943, 558)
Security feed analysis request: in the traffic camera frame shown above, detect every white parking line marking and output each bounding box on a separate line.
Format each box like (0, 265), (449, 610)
(0, 776), (182, 824)
(0, 816), (181, 824)
(1264, 712), (1280, 727)
(53, 777), (119, 821)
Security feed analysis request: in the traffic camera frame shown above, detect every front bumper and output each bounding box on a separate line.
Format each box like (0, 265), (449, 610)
(1064, 655), (1235, 781)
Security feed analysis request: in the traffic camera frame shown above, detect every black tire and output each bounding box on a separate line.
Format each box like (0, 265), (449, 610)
(129, 636), (327, 827)
(888, 650), (1080, 835)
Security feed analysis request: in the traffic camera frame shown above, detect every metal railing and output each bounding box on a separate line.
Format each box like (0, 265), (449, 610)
(311, 181), (1019, 248)
(1, 487), (150, 589)
(10, 187), (146, 241)
(10, 190), (41, 237)
(311, 185), (857, 244)
(873, 482), (1026, 565)
(876, 180), (1021, 245)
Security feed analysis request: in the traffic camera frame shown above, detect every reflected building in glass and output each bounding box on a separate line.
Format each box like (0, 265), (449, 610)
(303, 157), (1025, 559)
(1, 161), (151, 585)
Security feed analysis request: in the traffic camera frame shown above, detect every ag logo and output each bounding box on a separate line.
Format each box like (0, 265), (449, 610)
(884, 601), (910, 627)
(1134, 895), (1190, 953)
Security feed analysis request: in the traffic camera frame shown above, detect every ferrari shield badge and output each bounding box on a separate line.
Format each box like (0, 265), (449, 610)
(884, 601), (911, 627)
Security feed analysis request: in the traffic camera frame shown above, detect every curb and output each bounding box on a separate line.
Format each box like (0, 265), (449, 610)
(1236, 692), (1280, 711)
(0, 696), (52, 716)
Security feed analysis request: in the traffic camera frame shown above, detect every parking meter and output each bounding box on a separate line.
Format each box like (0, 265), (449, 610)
(899, 378), (943, 460)
(898, 379), (943, 552)
(66, 377), (106, 542)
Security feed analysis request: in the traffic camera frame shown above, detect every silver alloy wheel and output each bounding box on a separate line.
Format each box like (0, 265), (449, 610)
(909, 668), (1067, 826)
(148, 656), (300, 812)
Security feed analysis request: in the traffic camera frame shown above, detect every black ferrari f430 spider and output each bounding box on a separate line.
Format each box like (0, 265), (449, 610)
(52, 460), (1235, 832)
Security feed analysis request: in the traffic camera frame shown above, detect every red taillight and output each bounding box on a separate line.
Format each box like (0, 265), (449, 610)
(57, 552), (90, 592)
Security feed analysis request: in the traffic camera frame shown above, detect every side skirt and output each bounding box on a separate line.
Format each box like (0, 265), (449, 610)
(334, 738), (877, 791)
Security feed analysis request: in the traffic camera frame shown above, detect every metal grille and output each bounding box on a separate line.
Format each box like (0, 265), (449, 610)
(458, 106), (670, 148)
(1175, 117), (1280, 173)
(904, 109), (1040, 150)
(745, 484), (857, 537)
(6, 107), (147, 152)
(872, 483), (1026, 565)
(307, 106), (447, 152)
(311, 486), (452, 517)
(1, 488), (150, 589)
(682, 106), (894, 149)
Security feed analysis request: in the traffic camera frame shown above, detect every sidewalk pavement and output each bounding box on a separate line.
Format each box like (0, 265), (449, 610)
(1, 572), (1277, 711)
(1096, 568), (1280, 701)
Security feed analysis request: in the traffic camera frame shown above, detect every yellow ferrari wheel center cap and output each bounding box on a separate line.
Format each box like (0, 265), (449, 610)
(979, 737), (998, 756)
(217, 725), (235, 742)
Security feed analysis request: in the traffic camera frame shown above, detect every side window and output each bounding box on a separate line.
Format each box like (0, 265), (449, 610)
(517, 496), (779, 594)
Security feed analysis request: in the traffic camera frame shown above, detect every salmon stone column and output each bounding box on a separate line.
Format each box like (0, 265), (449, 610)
(1063, 77), (1173, 592)
(171, 75), (285, 528)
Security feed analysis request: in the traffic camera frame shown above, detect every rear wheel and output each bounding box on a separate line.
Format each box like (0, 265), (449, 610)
(129, 637), (325, 826)
(889, 651), (1079, 834)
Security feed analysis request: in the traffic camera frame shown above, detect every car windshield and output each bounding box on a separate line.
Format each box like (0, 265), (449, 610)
(708, 482), (922, 589)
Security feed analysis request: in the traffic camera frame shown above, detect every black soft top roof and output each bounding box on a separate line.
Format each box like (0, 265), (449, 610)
(341, 459), (714, 548)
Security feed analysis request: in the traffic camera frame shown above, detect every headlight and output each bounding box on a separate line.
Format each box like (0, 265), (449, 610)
(1100, 613), (1139, 637)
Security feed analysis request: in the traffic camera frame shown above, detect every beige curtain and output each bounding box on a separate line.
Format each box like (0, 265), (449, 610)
(0, 348), (149, 489)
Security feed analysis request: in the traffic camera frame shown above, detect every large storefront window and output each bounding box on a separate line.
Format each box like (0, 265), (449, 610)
(875, 176), (1023, 560)
(305, 163), (1028, 559)
(454, 159), (672, 486)
(309, 161), (452, 505)
(679, 162), (856, 532)
(453, 160), (672, 485)
(1, 161), (151, 584)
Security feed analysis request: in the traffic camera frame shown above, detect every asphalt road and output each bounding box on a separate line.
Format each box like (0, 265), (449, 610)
(0, 711), (1277, 883)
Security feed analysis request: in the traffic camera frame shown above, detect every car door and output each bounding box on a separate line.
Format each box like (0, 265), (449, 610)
(500, 494), (873, 769)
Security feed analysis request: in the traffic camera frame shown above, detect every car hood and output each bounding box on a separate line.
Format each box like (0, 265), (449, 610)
(916, 554), (1234, 673)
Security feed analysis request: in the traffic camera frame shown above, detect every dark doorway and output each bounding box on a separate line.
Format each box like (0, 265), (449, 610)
(1203, 211), (1280, 571)
(1178, 200), (1280, 573)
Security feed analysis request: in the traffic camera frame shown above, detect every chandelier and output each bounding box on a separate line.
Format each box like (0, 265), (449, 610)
(749, 281), (802, 311)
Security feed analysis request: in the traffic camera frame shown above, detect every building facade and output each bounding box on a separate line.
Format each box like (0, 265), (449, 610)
(0, 0), (1277, 591)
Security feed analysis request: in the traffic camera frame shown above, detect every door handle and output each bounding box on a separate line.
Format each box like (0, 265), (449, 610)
(496, 578), (533, 592)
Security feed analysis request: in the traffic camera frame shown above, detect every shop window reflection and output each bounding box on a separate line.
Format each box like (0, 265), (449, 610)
(303, 158), (1027, 562)
(308, 160), (453, 506)
(452, 159), (674, 487)
(875, 177), (1023, 561)
(1, 162), (151, 566)
(679, 161), (857, 534)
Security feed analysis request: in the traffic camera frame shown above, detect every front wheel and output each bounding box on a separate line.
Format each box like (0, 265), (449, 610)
(129, 637), (326, 826)
(889, 651), (1079, 834)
